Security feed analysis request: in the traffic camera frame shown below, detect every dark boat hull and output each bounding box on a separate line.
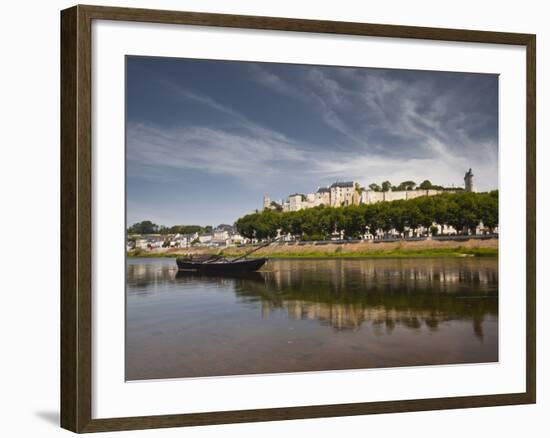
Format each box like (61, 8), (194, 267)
(176, 257), (267, 274)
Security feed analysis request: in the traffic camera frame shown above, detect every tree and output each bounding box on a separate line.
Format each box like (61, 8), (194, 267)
(396, 180), (417, 191)
(342, 206), (366, 238)
(270, 201), (283, 212)
(457, 192), (481, 234)
(318, 207), (337, 239)
(127, 220), (158, 234)
(405, 204), (422, 235)
(388, 201), (407, 235)
(418, 180), (433, 190)
(235, 213), (260, 239)
(381, 181), (392, 192)
(169, 224), (204, 234)
(363, 204), (377, 237)
(377, 202), (393, 234)
(415, 196), (436, 234)
(234, 191), (498, 241)
(235, 211), (280, 240)
(261, 210), (281, 239)
(369, 183), (381, 192)
(477, 191), (498, 233)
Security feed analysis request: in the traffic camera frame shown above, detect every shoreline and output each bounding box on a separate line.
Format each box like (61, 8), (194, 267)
(128, 238), (498, 259)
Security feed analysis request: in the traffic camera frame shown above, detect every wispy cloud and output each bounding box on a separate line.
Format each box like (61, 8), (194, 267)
(250, 64), (497, 172)
(161, 78), (291, 143)
(127, 58), (498, 220)
(127, 122), (309, 182)
(251, 64), (370, 148)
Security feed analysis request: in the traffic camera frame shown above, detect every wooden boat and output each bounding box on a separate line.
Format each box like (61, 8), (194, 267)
(176, 237), (279, 274)
(176, 255), (267, 274)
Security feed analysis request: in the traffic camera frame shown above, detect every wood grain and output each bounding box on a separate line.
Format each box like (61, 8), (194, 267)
(60, 4), (537, 433)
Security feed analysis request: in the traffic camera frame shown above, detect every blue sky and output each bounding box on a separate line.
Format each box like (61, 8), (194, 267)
(126, 56), (498, 227)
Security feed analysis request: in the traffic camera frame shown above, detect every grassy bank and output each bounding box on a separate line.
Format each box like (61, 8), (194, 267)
(128, 238), (498, 259)
(228, 247), (499, 259)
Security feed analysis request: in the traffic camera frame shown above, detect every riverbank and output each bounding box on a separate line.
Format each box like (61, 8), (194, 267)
(128, 238), (498, 259)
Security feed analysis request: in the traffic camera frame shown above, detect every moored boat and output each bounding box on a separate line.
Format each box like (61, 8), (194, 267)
(176, 238), (280, 274)
(176, 256), (267, 274)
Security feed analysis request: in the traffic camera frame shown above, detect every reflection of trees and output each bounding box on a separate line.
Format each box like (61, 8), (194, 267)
(236, 259), (498, 338)
(127, 258), (498, 339)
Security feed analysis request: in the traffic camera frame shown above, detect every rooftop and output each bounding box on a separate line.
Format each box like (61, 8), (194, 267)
(330, 181), (354, 188)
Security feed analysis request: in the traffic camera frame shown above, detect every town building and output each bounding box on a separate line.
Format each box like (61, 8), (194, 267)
(464, 168), (475, 192)
(265, 170), (475, 213)
(127, 224), (250, 252)
(329, 181), (358, 207)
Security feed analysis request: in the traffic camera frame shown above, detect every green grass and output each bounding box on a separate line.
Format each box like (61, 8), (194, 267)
(127, 246), (498, 259)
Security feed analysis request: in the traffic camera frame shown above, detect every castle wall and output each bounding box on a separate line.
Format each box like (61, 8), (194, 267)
(384, 191), (407, 202)
(315, 191), (330, 206)
(288, 195), (303, 211)
(361, 191), (384, 204)
(360, 189), (453, 205)
(271, 181), (463, 212)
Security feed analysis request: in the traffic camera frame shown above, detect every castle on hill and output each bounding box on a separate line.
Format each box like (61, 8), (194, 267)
(263, 169), (476, 213)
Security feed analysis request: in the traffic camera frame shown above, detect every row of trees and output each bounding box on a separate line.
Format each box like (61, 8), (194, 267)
(367, 179), (462, 192)
(127, 221), (212, 235)
(235, 191), (498, 241)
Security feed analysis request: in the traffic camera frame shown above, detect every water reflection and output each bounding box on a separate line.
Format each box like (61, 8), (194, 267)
(130, 259), (497, 337)
(126, 258), (498, 379)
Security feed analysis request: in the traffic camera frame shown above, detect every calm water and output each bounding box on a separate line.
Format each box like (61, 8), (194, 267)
(126, 257), (498, 380)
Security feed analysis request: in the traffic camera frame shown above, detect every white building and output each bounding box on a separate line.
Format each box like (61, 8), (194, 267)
(360, 188), (452, 204)
(288, 194), (305, 211)
(329, 181), (357, 207)
(263, 194), (271, 210)
(315, 187), (331, 206)
(464, 168), (475, 192)
(198, 234), (213, 244)
(230, 232), (246, 245)
(264, 171), (477, 213)
(213, 229), (229, 241)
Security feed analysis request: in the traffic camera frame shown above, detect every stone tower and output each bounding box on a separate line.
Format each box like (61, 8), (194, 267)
(263, 194), (271, 210)
(464, 168), (475, 192)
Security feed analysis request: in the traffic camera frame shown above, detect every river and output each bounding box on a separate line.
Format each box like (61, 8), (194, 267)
(126, 257), (498, 380)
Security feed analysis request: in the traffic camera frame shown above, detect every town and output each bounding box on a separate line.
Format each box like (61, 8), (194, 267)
(127, 169), (498, 254)
(263, 169), (475, 212)
(127, 223), (247, 252)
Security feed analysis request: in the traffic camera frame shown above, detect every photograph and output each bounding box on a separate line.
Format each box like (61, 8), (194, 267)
(125, 56), (499, 380)
(2, 0), (543, 434)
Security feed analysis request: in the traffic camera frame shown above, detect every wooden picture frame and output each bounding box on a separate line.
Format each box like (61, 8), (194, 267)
(61, 4), (536, 433)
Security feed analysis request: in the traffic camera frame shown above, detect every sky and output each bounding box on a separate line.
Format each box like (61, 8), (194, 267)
(126, 56), (498, 227)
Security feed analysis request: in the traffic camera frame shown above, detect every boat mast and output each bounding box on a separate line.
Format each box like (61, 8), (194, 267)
(231, 237), (280, 262)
